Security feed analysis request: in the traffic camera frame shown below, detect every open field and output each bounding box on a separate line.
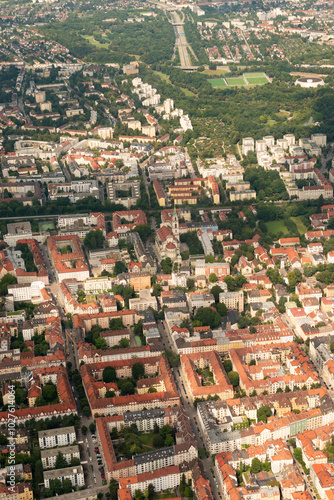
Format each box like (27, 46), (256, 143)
(291, 216), (308, 235)
(244, 72), (267, 78)
(244, 72), (270, 85)
(203, 69), (228, 76)
(82, 35), (109, 49)
(266, 220), (289, 235)
(209, 72), (270, 88)
(245, 76), (269, 85)
(208, 78), (227, 87)
(135, 336), (142, 346)
(225, 76), (246, 86)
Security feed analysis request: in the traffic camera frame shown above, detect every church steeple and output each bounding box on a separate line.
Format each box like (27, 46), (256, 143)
(172, 206), (179, 240)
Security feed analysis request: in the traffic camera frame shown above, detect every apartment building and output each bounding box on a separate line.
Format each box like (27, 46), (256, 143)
(38, 426), (76, 449)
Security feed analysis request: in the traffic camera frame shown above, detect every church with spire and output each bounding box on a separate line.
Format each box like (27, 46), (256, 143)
(155, 206), (181, 261)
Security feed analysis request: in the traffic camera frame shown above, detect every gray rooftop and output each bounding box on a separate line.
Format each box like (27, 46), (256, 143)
(44, 465), (83, 480)
(41, 444), (80, 459)
(38, 426), (76, 439)
(133, 446), (174, 465)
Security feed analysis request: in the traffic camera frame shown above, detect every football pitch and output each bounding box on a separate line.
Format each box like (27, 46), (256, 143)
(244, 72), (270, 85)
(209, 72), (270, 88)
(208, 78), (227, 87)
(225, 76), (246, 86)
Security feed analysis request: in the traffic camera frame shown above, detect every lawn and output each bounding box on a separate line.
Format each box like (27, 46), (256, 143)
(153, 492), (177, 499)
(225, 76), (246, 86)
(82, 35), (109, 49)
(203, 69), (228, 76)
(135, 336), (142, 346)
(291, 216), (308, 235)
(244, 72), (268, 78)
(266, 220), (289, 235)
(39, 221), (55, 232)
(208, 78), (227, 87)
(153, 70), (171, 84)
(155, 70), (196, 96)
(245, 76), (269, 85)
(138, 433), (156, 449)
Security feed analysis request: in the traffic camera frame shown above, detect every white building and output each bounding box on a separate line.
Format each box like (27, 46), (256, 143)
(41, 445), (80, 469)
(44, 466), (84, 489)
(83, 276), (113, 294)
(4, 222), (33, 246)
(242, 137), (254, 156)
(128, 289), (158, 312)
(38, 426), (76, 449)
(180, 115), (193, 132)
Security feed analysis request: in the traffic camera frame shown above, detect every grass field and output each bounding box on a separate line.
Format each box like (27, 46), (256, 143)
(245, 76), (269, 85)
(138, 433), (156, 449)
(82, 35), (109, 49)
(244, 72), (267, 77)
(225, 76), (246, 86)
(209, 72), (270, 88)
(39, 222), (55, 231)
(135, 336), (142, 346)
(244, 72), (270, 85)
(203, 69), (228, 76)
(154, 70), (196, 96)
(291, 216), (308, 235)
(266, 220), (289, 235)
(208, 78), (227, 87)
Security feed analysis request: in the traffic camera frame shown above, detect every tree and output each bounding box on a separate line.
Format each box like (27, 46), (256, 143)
(118, 338), (130, 348)
(42, 383), (57, 403)
(134, 491), (144, 500)
(84, 229), (105, 251)
(148, 483), (155, 500)
(223, 360), (232, 373)
(0, 435), (8, 445)
(15, 388), (27, 406)
(209, 272), (218, 283)
(0, 273), (17, 296)
(211, 285), (223, 303)
(187, 278), (195, 290)
(81, 425), (87, 435)
(293, 447), (303, 464)
(109, 478), (119, 500)
(250, 457), (262, 474)
(55, 452), (68, 469)
(103, 366), (117, 383)
(153, 434), (164, 447)
(106, 390), (115, 397)
(120, 381), (134, 395)
(89, 422), (96, 433)
(114, 261), (127, 275)
(161, 257), (173, 274)
(165, 435), (174, 447)
(330, 340), (334, 353)
(63, 478), (72, 493)
(132, 224), (153, 243)
(95, 337), (107, 350)
(132, 362), (145, 380)
(257, 405), (272, 423)
(228, 371), (239, 388)
(193, 307), (221, 329)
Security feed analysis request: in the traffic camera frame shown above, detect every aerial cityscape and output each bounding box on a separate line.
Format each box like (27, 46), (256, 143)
(2, 0), (334, 499)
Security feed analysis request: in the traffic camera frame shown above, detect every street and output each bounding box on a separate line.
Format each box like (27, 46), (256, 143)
(157, 320), (223, 499)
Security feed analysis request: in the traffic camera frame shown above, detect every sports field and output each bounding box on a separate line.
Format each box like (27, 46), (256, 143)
(244, 72), (270, 85)
(208, 78), (227, 87)
(225, 76), (246, 86)
(209, 72), (270, 88)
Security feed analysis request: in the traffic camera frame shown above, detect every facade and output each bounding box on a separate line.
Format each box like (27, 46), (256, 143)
(38, 426), (76, 449)
(43, 466), (85, 489)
